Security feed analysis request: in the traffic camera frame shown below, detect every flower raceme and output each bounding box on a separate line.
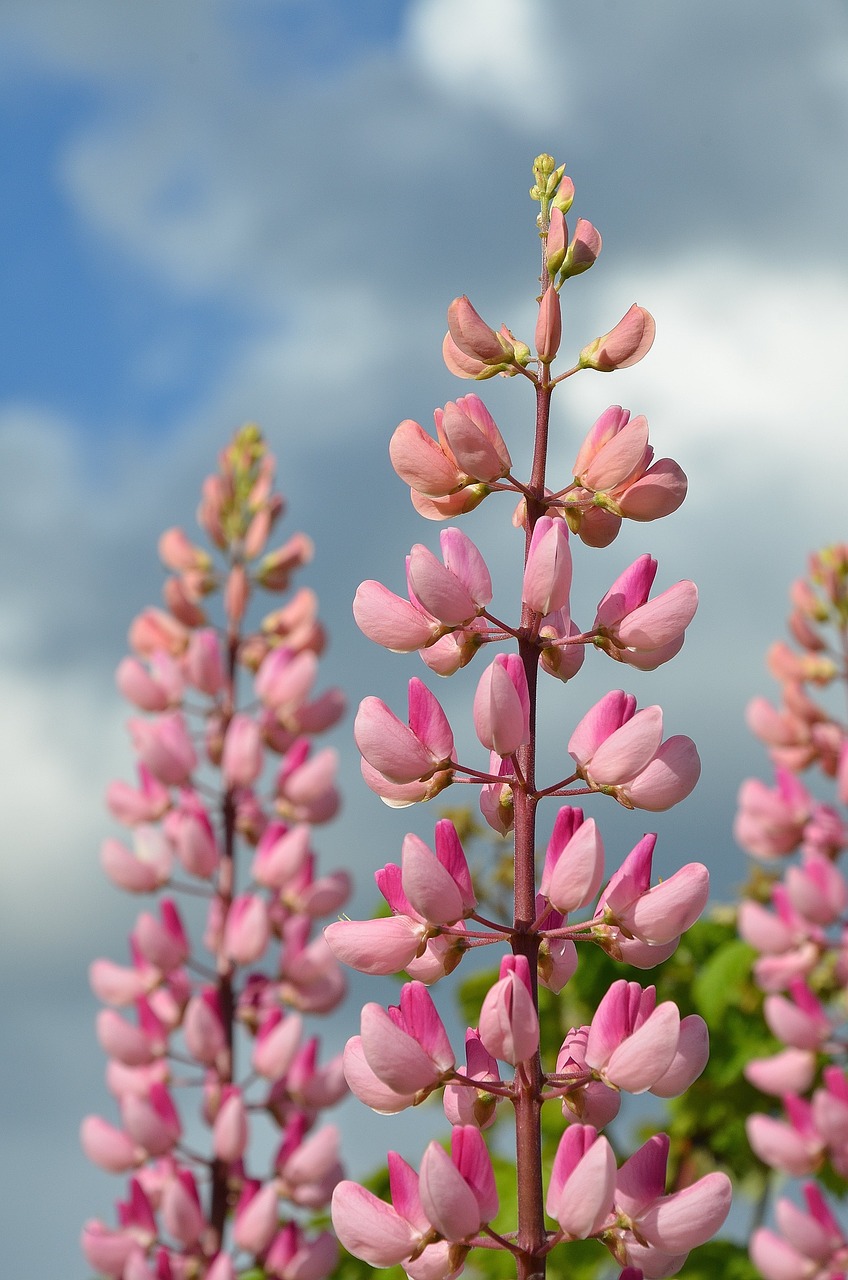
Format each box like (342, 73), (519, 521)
(569, 689), (701, 811)
(82, 428), (350, 1280)
(355, 678), (455, 801)
(332, 157), (716, 1280)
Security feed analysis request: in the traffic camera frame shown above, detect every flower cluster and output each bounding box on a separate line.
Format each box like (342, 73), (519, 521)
(81, 427), (350, 1280)
(328, 156), (730, 1279)
(735, 545), (848, 1279)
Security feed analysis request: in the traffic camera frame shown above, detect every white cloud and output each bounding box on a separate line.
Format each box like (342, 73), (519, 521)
(404, 0), (564, 129)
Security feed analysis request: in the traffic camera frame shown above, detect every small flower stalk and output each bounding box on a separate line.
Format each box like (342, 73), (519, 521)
(82, 427), (350, 1279)
(735, 545), (848, 1274)
(329, 157), (728, 1279)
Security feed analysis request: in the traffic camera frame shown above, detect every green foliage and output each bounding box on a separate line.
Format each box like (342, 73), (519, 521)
(675, 1240), (760, 1280)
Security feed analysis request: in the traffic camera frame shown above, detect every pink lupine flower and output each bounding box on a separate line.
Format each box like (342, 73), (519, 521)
(443, 1030), (502, 1129)
(358, 982), (455, 1096)
(649, 1014), (710, 1098)
(129, 606), (188, 659)
(255, 646), (318, 711)
(522, 516), (572, 616)
(447, 295), (514, 367)
(80, 1117), (142, 1173)
(80, 1222), (144, 1277)
(265, 1224), (337, 1280)
(128, 712), (197, 787)
(479, 954), (539, 1065)
(401, 821), (476, 924)
(546, 1124), (616, 1239)
(116, 653), (183, 712)
(746, 1095), (825, 1174)
(234, 1180), (281, 1254)
(418, 1125), (498, 1242)
(478, 751), (515, 834)
(252, 821), (310, 889)
(100, 830), (173, 893)
(342, 1035), (418, 1113)
(353, 578), (441, 652)
(555, 1028), (621, 1129)
(355, 679), (454, 787)
(613, 1134), (732, 1260)
(436, 396), (513, 484)
(183, 989), (228, 1069)
(744, 1048), (816, 1096)
(809, 1067), (848, 1177)
(407, 527), (493, 626)
(539, 608), (586, 682)
(160, 1167), (203, 1246)
(221, 713), (263, 787)
(324, 914), (428, 975)
(561, 218), (603, 278)
(163, 791), (219, 878)
(764, 980), (831, 1050)
(784, 850), (848, 924)
(275, 1120), (342, 1208)
(579, 304), (656, 372)
(734, 768), (812, 859)
(473, 654), (531, 757)
(331, 1152), (429, 1267)
(120, 1082), (181, 1156)
(390, 418), (468, 498)
(593, 555), (697, 669)
(538, 903), (579, 993)
(276, 741), (340, 824)
(585, 980), (682, 1094)
(183, 627), (225, 694)
(132, 899), (189, 973)
(573, 407), (650, 493)
(253, 1008), (304, 1080)
(569, 690), (700, 811)
(599, 843), (709, 947)
(96, 1004), (166, 1066)
(107, 765), (171, 826)
(535, 285), (562, 363)
(616, 457), (689, 523)
(541, 806), (604, 913)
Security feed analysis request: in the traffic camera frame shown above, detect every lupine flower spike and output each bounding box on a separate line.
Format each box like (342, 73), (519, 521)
(83, 427), (350, 1279)
(330, 156), (726, 1280)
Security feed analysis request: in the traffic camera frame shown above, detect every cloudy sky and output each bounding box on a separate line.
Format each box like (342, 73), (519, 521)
(3, 0), (848, 1272)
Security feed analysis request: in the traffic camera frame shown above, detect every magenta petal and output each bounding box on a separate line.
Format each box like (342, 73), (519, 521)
(585, 979), (629, 1069)
(615, 1134), (670, 1216)
(451, 1125), (498, 1223)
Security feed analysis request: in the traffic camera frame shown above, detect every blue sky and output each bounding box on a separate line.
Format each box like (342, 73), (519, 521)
(3, 0), (848, 1273)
